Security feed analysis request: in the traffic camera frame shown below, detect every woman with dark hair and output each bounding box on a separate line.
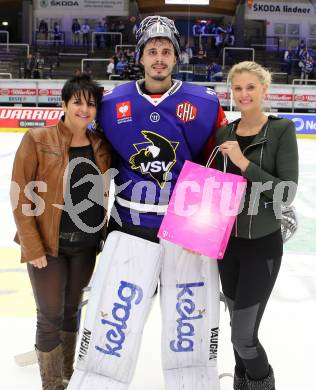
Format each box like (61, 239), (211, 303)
(11, 73), (111, 389)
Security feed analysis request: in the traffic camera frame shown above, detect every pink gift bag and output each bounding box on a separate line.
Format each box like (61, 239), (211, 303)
(158, 148), (247, 259)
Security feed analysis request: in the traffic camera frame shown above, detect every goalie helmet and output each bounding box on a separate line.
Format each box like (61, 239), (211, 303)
(135, 16), (181, 61)
(281, 205), (298, 243)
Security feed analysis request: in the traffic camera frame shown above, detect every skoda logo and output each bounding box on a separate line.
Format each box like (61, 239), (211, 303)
(40, 0), (49, 7)
(150, 112), (160, 122)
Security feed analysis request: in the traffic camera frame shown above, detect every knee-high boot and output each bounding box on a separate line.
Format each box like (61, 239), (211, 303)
(36, 344), (64, 390)
(60, 331), (77, 388)
(246, 366), (275, 390)
(234, 371), (249, 390)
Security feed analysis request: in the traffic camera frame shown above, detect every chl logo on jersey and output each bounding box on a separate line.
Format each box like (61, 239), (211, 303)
(116, 100), (132, 124)
(129, 130), (179, 188)
(176, 101), (197, 123)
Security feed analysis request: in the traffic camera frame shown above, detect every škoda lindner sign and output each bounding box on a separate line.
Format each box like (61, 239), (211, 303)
(246, 1), (316, 19)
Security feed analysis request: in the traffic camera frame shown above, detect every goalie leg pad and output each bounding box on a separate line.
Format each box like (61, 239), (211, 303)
(160, 240), (220, 390)
(68, 368), (129, 390)
(68, 231), (163, 389)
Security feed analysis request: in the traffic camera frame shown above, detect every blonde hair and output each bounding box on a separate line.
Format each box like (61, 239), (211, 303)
(228, 61), (272, 87)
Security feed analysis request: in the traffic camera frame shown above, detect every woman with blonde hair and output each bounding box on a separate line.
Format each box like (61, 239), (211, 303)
(215, 61), (298, 390)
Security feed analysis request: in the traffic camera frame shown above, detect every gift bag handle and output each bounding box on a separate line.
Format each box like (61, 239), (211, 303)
(206, 146), (228, 172)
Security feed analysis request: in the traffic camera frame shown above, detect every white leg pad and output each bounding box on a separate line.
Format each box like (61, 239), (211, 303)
(68, 231), (163, 389)
(160, 240), (220, 390)
(68, 368), (129, 390)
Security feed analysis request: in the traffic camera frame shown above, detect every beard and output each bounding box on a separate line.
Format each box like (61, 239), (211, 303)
(151, 74), (168, 81)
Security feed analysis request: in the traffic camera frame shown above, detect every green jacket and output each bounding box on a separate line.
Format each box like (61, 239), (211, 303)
(215, 115), (299, 239)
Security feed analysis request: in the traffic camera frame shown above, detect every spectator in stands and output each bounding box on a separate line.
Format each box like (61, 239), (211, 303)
(200, 21), (208, 51)
(296, 39), (307, 58)
(33, 52), (44, 79)
(72, 19), (81, 46)
(299, 54), (314, 84)
(24, 53), (35, 79)
(192, 48), (207, 64)
(192, 20), (202, 51)
(81, 20), (90, 47)
(106, 58), (115, 79)
(226, 23), (234, 36)
(73, 68), (81, 77)
(215, 31), (225, 57)
(125, 48), (135, 63)
(180, 48), (190, 64)
(225, 23), (235, 47)
(131, 16), (141, 44)
(116, 57), (127, 77)
(117, 19), (126, 42)
(53, 22), (62, 47)
(95, 21), (105, 49)
(184, 41), (193, 61)
(11, 73), (111, 390)
(283, 47), (294, 75)
(207, 61), (223, 82)
(102, 17), (110, 48)
(38, 19), (48, 41)
(109, 21), (117, 46)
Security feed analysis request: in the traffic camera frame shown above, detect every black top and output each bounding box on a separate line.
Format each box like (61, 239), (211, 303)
(226, 133), (256, 176)
(59, 144), (104, 247)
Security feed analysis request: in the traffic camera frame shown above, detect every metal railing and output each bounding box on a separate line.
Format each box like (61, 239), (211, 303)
(0, 72), (12, 79)
(81, 58), (112, 73)
(91, 32), (122, 53)
(0, 30), (9, 52)
(222, 47), (255, 68)
(292, 79), (316, 85)
(249, 36), (280, 55)
(35, 31), (66, 50)
(0, 43), (30, 57)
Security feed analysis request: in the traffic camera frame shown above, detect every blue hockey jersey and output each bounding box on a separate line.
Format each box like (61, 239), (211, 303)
(97, 80), (226, 228)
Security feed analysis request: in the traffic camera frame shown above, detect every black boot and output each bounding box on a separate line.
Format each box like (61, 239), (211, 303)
(234, 371), (248, 390)
(246, 366), (275, 390)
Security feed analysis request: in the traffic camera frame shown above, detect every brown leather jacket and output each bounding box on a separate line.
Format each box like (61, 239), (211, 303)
(11, 120), (111, 262)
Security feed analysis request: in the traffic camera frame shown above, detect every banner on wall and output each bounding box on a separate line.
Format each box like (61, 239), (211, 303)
(1, 82), (316, 110)
(279, 113), (316, 136)
(34, 0), (128, 15)
(245, 1), (315, 19)
(165, 0), (209, 4)
(1, 107), (315, 137)
(0, 107), (63, 130)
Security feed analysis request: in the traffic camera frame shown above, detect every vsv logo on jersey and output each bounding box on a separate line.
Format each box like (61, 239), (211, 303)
(170, 282), (205, 353)
(129, 130), (179, 188)
(95, 280), (143, 358)
(176, 101), (197, 123)
(116, 101), (132, 124)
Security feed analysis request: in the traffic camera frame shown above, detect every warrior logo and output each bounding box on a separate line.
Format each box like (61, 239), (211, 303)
(129, 130), (179, 188)
(176, 101), (197, 123)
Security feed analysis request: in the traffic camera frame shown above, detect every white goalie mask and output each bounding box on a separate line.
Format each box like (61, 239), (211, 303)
(135, 16), (181, 62)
